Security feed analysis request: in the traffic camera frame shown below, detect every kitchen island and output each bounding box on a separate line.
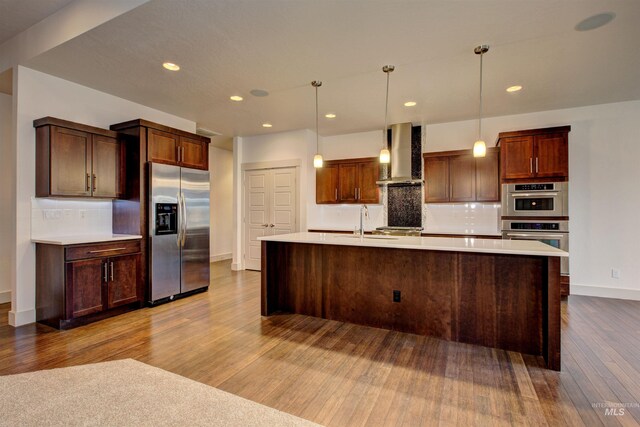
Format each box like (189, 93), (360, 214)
(259, 232), (568, 370)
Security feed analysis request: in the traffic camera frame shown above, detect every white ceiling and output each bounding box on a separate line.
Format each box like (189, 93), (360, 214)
(22, 0), (640, 140)
(0, 0), (76, 44)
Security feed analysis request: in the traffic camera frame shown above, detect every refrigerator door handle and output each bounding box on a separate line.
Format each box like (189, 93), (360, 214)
(181, 192), (188, 247)
(176, 192), (182, 247)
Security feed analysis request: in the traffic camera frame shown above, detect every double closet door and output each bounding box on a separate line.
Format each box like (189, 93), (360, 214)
(244, 167), (297, 270)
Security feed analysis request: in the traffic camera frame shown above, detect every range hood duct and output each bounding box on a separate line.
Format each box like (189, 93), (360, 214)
(376, 122), (423, 185)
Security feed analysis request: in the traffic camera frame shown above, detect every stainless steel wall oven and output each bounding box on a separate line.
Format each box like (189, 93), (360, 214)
(501, 219), (569, 275)
(502, 182), (568, 217)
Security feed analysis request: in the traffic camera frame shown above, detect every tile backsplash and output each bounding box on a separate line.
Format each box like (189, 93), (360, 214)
(31, 198), (113, 238)
(423, 203), (501, 235)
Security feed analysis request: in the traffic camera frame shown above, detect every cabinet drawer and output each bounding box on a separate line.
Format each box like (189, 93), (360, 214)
(65, 240), (141, 261)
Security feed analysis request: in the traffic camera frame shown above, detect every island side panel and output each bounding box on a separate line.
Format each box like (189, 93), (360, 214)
(543, 256), (561, 371)
(262, 241), (323, 317)
(456, 253), (544, 356)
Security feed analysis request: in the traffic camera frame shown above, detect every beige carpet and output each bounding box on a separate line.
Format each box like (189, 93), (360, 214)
(0, 359), (321, 426)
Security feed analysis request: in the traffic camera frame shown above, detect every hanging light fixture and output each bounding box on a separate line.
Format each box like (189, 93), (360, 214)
(473, 45), (489, 158)
(311, 80), (323, 168)
(379, 65), (394, 164)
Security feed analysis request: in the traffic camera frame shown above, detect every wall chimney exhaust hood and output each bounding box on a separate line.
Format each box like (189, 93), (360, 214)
(376, 122), (423, 185)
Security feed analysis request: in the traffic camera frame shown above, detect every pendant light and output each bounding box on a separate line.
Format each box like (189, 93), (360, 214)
(379, 65), (395, 164)
(473, 45), (489, 158)
(311, 80), (323, 168)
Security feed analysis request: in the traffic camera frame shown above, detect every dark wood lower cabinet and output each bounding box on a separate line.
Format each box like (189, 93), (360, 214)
(36, 240), (143, 329)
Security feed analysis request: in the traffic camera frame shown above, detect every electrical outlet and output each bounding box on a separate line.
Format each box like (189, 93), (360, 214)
(611, 268), (621, 279)
(393, 290), (401, 303)
(43, 209), (62, 220)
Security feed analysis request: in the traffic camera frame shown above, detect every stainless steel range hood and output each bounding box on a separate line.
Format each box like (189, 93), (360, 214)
(376, 122), (423, 185)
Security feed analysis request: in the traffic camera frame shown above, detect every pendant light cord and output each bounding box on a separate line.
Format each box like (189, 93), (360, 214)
(384, 70), (389, 147)
(315, 84), (319, 152)
(478, 50), (483, 140)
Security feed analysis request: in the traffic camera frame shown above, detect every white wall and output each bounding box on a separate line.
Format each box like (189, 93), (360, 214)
(209, 146), (233, 261)
(424, 100), (640, 300)
(0, 93), (12, 303)
(10, 66), (196, 326)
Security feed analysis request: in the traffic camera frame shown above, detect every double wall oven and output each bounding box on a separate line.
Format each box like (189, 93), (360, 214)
(501, 182), (569, 276)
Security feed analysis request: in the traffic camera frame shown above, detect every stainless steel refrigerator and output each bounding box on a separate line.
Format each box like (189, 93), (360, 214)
(149, 163), (210, 304)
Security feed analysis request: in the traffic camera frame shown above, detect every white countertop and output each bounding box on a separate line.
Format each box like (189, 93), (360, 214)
(258, 232), (568, 257)
(32, 234), (143, 245)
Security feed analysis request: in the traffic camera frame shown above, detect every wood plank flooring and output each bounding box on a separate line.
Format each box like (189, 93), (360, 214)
(1, 260), (639, 426)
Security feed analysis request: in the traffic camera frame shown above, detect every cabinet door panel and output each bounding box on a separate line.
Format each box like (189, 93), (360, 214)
(424, 157), (449, 202)
(475, 149), (500, 202)
(50, 127), (91, 196)
(180, 136), (208, 170)
(501, 136), (534, 180)
(92, 135), (121, 198)
(449, 154), (476, 202)
(316, 164), (339, 204)
(148, 129), (179, 164)
(107, 254), (140, 308)
(66, 259), (104, 318)
(535, 133), (568, 178)
(338, 164), (358, 202)
(358, 161), (380, 204)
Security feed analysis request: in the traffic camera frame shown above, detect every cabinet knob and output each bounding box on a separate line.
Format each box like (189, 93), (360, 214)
(86, 174), (91, 192)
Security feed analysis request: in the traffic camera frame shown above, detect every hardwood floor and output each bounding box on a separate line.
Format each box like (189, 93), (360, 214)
(1, 260), (639, 426)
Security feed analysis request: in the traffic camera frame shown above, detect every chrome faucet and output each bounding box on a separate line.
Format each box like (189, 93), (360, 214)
(359, 204), (369, 237)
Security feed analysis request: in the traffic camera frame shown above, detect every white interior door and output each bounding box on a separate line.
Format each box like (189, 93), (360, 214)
(271, 168), (296, 235)
(244, 170), (271, 270)
(243, 167), (297, 271)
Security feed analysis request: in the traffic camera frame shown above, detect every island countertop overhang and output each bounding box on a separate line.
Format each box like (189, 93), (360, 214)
(258, 232), (568, 258)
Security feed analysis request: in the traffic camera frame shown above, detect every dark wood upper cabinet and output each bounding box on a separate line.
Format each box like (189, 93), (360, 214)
(358, 161), (380, 204)
(180, 135), (208, 170)
(475, 149), (500, 202)
(424, 157), (449, 203)
(449, 154), (476, 202)
(316, 164), (339, 204)
(148, 128), (179, 164)
(110, 119), (210, 170)
(338, 164), (358, 202)
(498, 126), (570, 183)
(92, 134), (122, 198)
(423, 147), (500, 203)
(34, 117), (122, 198)
(534, 133), (569, 178)
(500, 136), (534, 181)
(316, 157), (380, 204)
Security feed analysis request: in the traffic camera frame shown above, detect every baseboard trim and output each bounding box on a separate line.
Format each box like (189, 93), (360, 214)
(0, 290), (10, 304)
(8, 308), (36, 327)
(231, 262), (242, 271)
(571, 284), (640, 301)
(210, 253), (232, 263)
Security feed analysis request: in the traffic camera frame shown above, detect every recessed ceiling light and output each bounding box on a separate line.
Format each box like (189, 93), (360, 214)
(229, 95), (243, 102)
(262, 123), (273, 128)
(162, 62), (180, 71)
(250, 89), (269, 97)
(325, 113), (336, 119)
(506, 85), (523, 93)
(404, 101), (417, 107)
(575, 12), (615, 31)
